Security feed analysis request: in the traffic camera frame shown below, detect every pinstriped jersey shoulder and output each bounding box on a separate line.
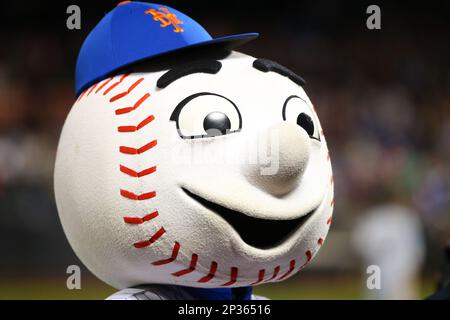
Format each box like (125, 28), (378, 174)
(106, 285), (196, 300)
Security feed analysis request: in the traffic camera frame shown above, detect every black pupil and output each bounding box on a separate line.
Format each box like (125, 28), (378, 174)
(203, 112), (231, 136)
(297, 113), (314, 136)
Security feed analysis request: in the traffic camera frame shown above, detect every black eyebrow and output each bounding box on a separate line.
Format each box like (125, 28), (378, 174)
(252, 58), (305, 87)
(157, 60), (222, 89)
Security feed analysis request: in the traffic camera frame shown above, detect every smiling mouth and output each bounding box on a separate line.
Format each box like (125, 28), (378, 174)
(182, 188), (315, 249)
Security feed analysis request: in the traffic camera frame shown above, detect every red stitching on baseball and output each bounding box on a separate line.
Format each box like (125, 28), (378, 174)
(120, 189), (156, 200)
(278, 259), (296, 281)
(318, 238), (324, 246)
(327, 215), (332, 225)
(251, 269), (266, 285)
(104, 73), (129, 95)
(267, 266), (280, 281)
(221, 267), (238, 286)
(152, 242), (180, 266)
(300, 250), (313, 269)
(123, 211), (159, 224)
(330, 198), (334, 207)
(119, 139), (157, 154)
(197, 261), (218, 283)
(86, 83), (98, 96)
(77, 89), (87, 102)
(133, 227), (165, 248)
(117, 115), (155, 132)
(115, 93), (150, 115)
(96, 77), (114, 94)
(330, 175), (334, 185)
(110, 78), (144, 102)
(120, 165), (157, 178)
(172, 254), (198, 277)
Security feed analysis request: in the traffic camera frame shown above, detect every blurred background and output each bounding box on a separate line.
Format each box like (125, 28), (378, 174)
(0, 0), (449, 299)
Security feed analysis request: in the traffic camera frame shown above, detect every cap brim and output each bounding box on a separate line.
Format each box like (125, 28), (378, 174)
(77, 32), (258, 96)
(129, 32), (259, 67)
(197, 32), (259, 49)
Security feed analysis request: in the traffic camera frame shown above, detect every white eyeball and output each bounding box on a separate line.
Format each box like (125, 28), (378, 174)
(170, 92), (242, 139)
(282, 95), (320, 141)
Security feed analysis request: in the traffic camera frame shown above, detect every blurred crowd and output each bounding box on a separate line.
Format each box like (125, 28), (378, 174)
(0, 0), (449, 289)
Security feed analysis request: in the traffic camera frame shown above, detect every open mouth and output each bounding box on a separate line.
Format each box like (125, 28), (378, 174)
(182, 188), (315, 249)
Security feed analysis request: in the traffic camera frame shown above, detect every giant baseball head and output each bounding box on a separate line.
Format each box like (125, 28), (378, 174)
(54, 2), (334, 290)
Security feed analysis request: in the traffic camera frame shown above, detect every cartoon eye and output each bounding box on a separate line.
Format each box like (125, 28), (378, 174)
(170, 92), (242, 139)
(282, 95), (320, 141)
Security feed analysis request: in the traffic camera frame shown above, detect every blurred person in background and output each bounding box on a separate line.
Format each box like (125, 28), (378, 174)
(352, 186), (425, 300)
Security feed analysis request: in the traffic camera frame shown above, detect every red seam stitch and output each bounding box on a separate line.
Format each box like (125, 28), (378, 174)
(86, 83), (98, 96)
(172, 254), (198, 277)
(152, 242), (180, 266)
(117, 115), (155, 132)
(197, 261), (218, 283)
(104, 73), (129, 95)
(133, 227), (165, 248)
(318, 238), (324, 246)
(267, 266), (280, 281)
(120, 189), (156, 200)
(330, 175), (334, 185)
(250, 269), (266, 285)
(115, 93), (150, 115)
(77, 89), (87, 102)
(96, 77), (114, 94)
(110, 78), (144, 102)
(330, 198), (334, 207)
(120, 165), (157, 177)
(120, 139), (157, 155)
(118, 126), (136, 133)
(327, 215), (332, 225)
(221, 267), (238, 286)
(277, 260), (296, 281)
(123, 211), (158, 224)
(299, 250), (313, 269)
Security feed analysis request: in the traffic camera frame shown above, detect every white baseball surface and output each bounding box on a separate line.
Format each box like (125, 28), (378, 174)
(54, 51), (334, 289)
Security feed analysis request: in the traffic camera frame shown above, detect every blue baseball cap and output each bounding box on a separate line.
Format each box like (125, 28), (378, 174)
(75, 1), (258, 96)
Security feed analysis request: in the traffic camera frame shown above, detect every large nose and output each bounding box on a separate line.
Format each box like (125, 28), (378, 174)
(242, 122), (311, 196)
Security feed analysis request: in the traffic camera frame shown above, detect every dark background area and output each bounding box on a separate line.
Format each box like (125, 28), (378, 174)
(0, 0), (449, 298)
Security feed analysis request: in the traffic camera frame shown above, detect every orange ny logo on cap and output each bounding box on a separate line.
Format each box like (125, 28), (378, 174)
(145, 7), (184, 33)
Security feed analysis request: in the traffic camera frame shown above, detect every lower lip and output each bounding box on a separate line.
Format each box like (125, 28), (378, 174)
(182, 187), (317, 249)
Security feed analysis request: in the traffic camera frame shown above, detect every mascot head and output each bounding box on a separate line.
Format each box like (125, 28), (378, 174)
(54, 1), (334, 289)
